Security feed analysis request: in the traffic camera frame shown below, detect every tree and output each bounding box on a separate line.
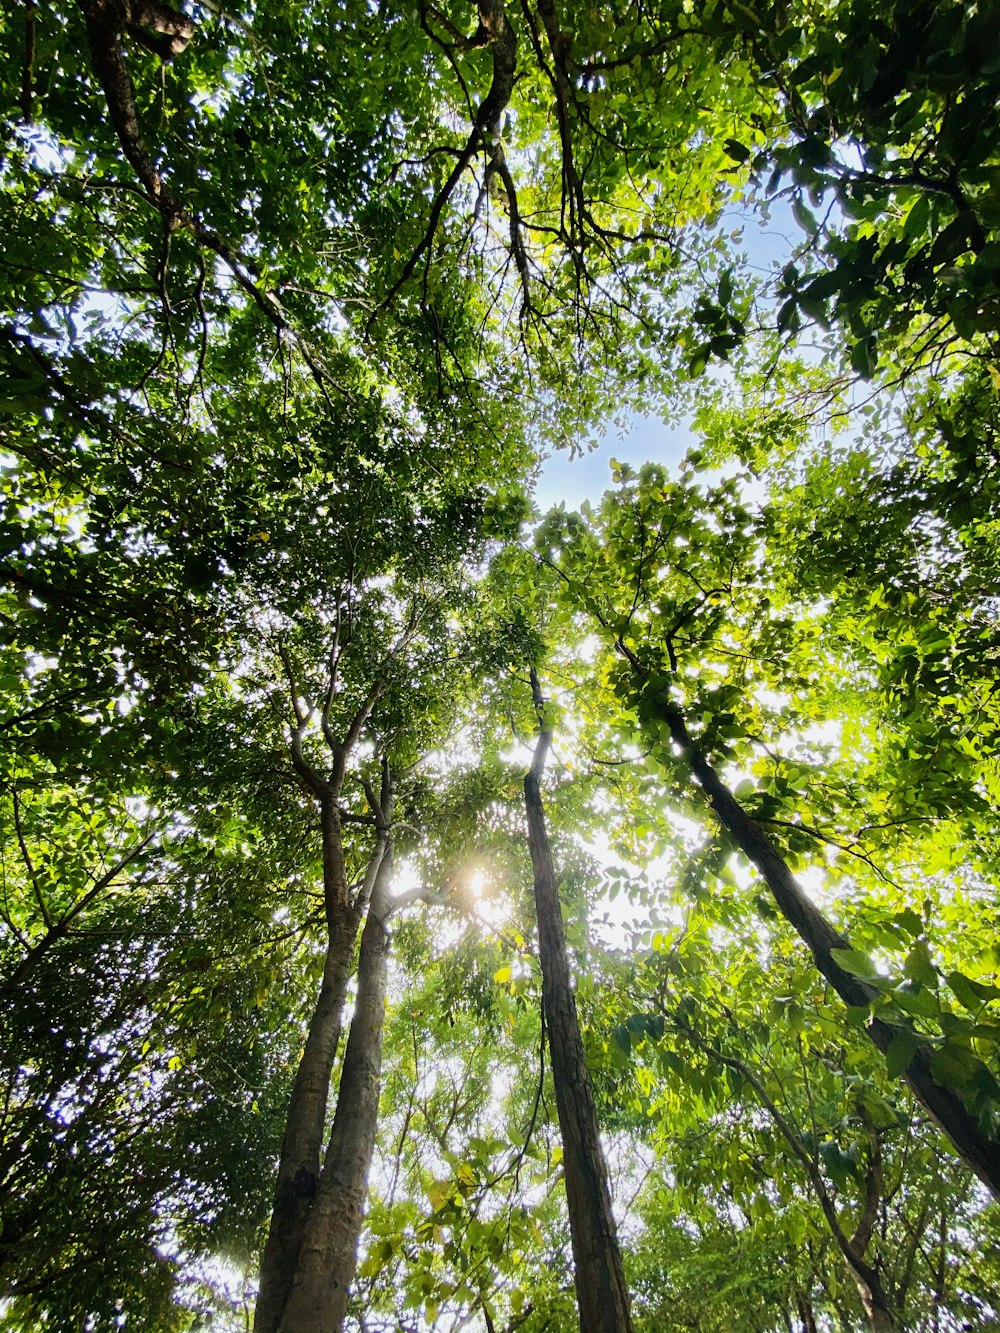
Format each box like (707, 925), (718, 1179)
(4, 0), (1000, 1327)
(523, 666), (632, 1333)
(252, 633), (399, 1333)
(576, 845), (997, 1332)
(535, 458), (1000, 1194)
(0, 777), (299, 1331)
(736, 0), (1000, 372)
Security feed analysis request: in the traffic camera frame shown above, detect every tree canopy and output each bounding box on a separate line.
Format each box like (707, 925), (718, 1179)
(2, 0), (999, 1330)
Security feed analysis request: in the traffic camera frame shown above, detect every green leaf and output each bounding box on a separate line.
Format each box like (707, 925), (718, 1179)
(612, 1024), (632, 1054)
(776, 298), (800, 334)
(849, 335), (878, 379)
(885, 1029), (919, 1077)
(830, 948), (878, 981)
(892, 981), (939, 1019)
(819, 1140), (855, 1190)
(929, 1042), (982, 1088)
(947, 970), (1000, 1011)
(723, 138), (752, 164)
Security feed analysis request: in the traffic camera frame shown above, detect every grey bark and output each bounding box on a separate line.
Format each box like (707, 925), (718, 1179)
(252, 897), (366, 1333)
(255, 679), (386, 1333)
(277, 839), (394, 1333)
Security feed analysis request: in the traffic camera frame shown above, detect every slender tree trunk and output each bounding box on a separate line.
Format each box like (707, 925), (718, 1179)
(683, 1024), (895, 1333)
(794, 1288), (818, 1333)
(257, 650), (397, 1333)
(523, 669), (633, 1333)
(645, 686), (1000, 1198)
(932, 1206), (947, 1333)
(277, 842), (394, 1333)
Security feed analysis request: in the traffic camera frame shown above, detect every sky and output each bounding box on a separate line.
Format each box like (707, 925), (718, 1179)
(534, 412), (692, 513)
(533, 198), (801, 513)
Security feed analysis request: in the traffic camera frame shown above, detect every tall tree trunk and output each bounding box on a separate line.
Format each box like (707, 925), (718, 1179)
(277, 839), (394, 1333)
(523, 668), (633, 1333)
(854, 1269), (895, 1333)
(638, 682), (1000, 1198)
(255, 788), (388, 1333)
(253, 899), (366, 1333)
(256, 654), (395, 1333)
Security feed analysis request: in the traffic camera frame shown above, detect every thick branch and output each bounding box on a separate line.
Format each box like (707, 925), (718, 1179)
(327, 682), (383, 795)
(75, 0), (335, 388)
(850, 1126), (883, 1257)
(370, 0), (517, 326)
(534, 0), (584, 244)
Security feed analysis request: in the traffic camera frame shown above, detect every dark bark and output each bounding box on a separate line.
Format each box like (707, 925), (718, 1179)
(75, 0), (339, 387)
(372, 0), (524, 324)
(641, 681), (1000, 1199)
(523, 669), (633, 1333)
(77, 0), (191, 214)
(794, 1289), (818, 1333)
(277, 840), (394, 1333)
(856, 1275), (895, 1333)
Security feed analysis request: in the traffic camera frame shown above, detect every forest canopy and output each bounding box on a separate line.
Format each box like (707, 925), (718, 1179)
(1, 0), (999, 1330)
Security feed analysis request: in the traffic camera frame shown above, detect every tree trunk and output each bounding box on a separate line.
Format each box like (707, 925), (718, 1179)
(853, 1268), (895, 1333)
(650, 689), (1000, 1199)
(253, 898), (365, 1333)
(523, 669), (633, 1333)
(794, 1288), (818, 1333)
(255, 777), (388, 1333)
(277, 843), (394, 1333)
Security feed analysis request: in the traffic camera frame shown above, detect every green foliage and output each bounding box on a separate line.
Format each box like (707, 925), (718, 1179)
(3, 0), (1000, 1329)
(727, 0), (1000, 370)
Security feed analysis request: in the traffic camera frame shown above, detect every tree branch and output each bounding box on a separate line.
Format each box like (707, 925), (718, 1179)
(10, 793), (51, 930)
(75, 0), (339, 393)
(369, 0), (518, 329)
(0, 832), (156, 998)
